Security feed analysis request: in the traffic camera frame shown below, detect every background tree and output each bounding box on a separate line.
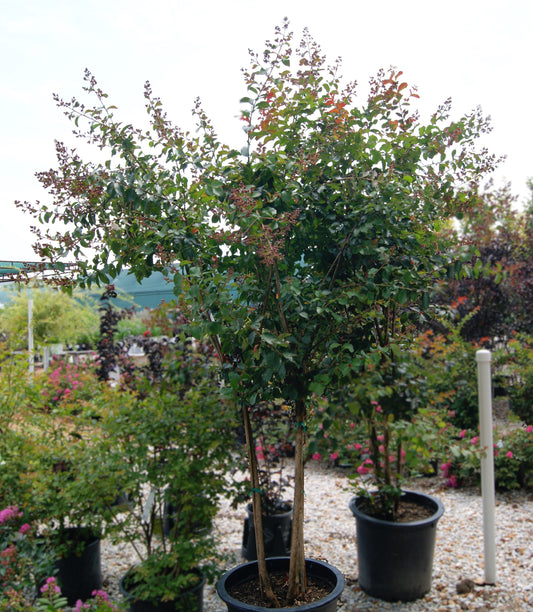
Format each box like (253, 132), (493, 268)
(17, 22), (498, 605)
(0, 284), (99, 350)
(439, 181), (533, 342)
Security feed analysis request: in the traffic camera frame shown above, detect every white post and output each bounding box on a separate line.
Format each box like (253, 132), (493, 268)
(28, 299), (34, 375)
(43, 345), (50, 371)
(476, 349), (496, 584)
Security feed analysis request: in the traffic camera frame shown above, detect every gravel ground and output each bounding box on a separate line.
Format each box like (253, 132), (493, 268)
(100, 460), (533, 611)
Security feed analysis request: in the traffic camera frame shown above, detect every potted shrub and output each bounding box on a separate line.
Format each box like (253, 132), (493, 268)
(20, 20), (497, 609)
(12, 401), (116, 604)
(339, 352), (446, 602)
(0, 347), (118, 604)
(97, 331), (240, 611)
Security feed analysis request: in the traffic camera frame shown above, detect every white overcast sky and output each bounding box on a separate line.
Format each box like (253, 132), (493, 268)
(2, 0), (532, 262)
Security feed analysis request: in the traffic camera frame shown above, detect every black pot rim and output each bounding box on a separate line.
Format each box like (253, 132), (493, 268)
(349, 490), (444, 528)
(216, 556), (345, 611)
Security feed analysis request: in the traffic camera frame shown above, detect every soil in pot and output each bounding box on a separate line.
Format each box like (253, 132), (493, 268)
(217, 557), (345, 612)
(357, 495), (436, 522)
(228, 571), (331, 607)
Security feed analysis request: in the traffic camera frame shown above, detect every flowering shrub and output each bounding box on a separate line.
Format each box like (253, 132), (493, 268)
(0, 505), (55, 609)
(35, 356), (98, 411)
(1, 574), (118, 612)
(1, 504), (118, 611)
(440, 424), (533, 491)
(494, 425), (533, 490)
(37, 577), (68, 611)
(74, 589), (122, 612)
(439, 429), (482, 488)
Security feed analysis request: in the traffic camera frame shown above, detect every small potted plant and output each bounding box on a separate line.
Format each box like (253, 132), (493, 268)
(342, 351), (445, 602)
(97, 331), (241, 611)
(15, 407), (115, 604)
(0, 356), (118, 604)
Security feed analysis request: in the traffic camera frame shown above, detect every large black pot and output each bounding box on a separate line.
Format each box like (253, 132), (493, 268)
(349, 491), (444, 602)
(216, 557), (345, 612)
(241, 502), (292, 560)
(119, 567), (205, 612)
(53, 527), (103, 605)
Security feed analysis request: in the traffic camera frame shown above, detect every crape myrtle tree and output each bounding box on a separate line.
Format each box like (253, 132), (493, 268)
(18, 22), (498, 605)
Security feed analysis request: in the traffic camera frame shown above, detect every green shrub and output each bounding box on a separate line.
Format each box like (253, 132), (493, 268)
(501, 335), (533, 425)
(494, 426), (533, 490)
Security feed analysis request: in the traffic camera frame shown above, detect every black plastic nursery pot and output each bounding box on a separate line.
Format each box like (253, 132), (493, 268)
(119, 567), (206, 612)
(53, 528), (103, 605)
(241, 502), (292, 561)
(349, 491), (444, 602)
(216, 557), (345, 612)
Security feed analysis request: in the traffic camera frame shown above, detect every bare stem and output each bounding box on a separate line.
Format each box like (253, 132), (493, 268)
(242, 402), (279, 607)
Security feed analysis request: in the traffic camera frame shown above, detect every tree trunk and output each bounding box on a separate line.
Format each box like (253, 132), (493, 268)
(287, 398), (307, 602)
(242, 402), (279, 607)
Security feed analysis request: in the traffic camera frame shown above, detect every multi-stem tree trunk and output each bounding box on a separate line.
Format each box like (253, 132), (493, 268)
(241, 402), (279, 607)
(287, 398), (307, 602)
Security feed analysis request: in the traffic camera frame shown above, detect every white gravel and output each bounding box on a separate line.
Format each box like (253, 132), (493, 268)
(100, 460), (533, 611)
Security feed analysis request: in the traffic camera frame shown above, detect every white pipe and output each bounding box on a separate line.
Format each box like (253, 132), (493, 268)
(476, 349), (496, 584)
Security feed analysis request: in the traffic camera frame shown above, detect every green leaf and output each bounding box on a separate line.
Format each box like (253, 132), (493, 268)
(188, 284), (200, 299)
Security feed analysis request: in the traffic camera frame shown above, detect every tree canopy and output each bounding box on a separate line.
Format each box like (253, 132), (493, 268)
(17, 21), (499, 602)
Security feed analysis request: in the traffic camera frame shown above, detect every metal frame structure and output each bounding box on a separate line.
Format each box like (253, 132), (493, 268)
(0, 261), (78, 284)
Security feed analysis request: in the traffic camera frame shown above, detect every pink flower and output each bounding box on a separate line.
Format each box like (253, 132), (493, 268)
(446, 474), (458, 488)
(471, 436), (479, 445)
(19, 523), (31, 535)
(312, 452), (321, 461)
(0, 506), (22, 524)
(349, 422), (355, 429)
(41, 576), (61, 594)
(357, 465), (370, 475)
(506, 451), (513, 459)
(459, 430), (466, 438)
(329, 451), (339, 461)
(526, 425), (533, 433)
(440, 462), (451, 477)
(354, 443), (362, 451)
